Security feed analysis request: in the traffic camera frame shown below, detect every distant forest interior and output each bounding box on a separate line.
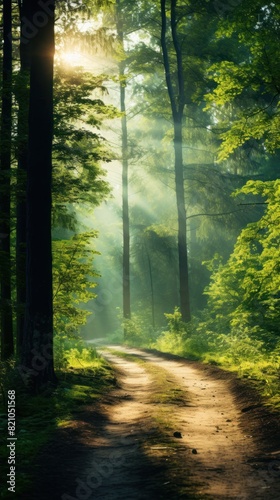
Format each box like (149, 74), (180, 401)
(0, 0), (280, 435)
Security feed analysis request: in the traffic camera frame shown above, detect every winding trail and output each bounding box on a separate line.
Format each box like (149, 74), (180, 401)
(98, 346), (280, 499)
(31, 345), (280, 500)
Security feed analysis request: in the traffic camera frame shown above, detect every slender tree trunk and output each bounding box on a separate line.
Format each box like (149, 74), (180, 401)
(174, 120), (191, 322)
(146, 248), (155, 328)
(16, 0), (30, 355)
(120, 67), (131, 323)
(116, 0), (131, 334)
(21, 0), (56, 388)
(0, 0), (14, 360)
(160, 0), (191, 322)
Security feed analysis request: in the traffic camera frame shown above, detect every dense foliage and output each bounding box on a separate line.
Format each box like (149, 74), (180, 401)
(205, 180), (280, 342)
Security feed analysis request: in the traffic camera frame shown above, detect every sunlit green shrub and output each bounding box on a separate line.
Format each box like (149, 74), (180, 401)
(54, 337), (102, 371)
(214, 331), (264, 363)
(204, 180), (280, 344)
(183, 332), (213, 357)
(53, 232), (100, 338)
(153, 308), (212, 358)
(153, 330), (186, 356)
(164, 307), (187, 336)
(122, 313), (159, 346)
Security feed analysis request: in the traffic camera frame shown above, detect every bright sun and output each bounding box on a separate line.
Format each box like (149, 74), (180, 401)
(60, 50), (84, 67)
(56, 46), (106, 73)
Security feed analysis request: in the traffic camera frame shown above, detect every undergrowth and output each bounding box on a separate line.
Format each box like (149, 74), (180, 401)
(0, 340), (115, 499)
(121, 308), (280, 410)
(157, 310), (280, 408)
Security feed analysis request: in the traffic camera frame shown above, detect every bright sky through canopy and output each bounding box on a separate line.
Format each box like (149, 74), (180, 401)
(61, 50), (83, 66)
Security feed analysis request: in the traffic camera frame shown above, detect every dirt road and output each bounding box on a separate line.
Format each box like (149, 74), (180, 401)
(31, 345), (280, 499)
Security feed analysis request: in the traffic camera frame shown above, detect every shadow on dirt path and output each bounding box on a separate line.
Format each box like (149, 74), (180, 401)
(29, 353), (202, 500)
(100, 346), (280, 500)
(29, 344), (280, 500)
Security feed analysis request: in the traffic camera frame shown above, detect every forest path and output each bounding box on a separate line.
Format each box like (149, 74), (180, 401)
(31, 345), (280, 500)
(96, 346), (280, 500)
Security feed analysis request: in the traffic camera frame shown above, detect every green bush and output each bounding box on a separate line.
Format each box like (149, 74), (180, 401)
(153, 308), (212, 358)
(54, 337), (101, 371)
(204, 180), (280, 344)
(122, 313), (159, 346)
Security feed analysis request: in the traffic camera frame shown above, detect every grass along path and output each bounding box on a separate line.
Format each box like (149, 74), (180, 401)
(2, 344), (279, 499)
(0, 349), (115, 500)
(101, 345), (280, 499)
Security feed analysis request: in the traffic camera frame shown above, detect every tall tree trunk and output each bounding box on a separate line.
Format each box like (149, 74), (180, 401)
(16, 0), (30, 355)
(21, 0), (56, 388)
(174, 119), (191, 322)
(0, 0), (14, 360)
(146, 246), (155, 328)
(116, 0), (131, 334)
(120, 66), (131, 323)
(160, 0), (191, 322)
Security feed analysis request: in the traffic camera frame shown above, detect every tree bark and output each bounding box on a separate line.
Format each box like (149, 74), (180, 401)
(146, 246), (155, 328)
(0, 0), (14, 360)
(16, 0), (30, 355)
(160, 0), (191, 322)
(120, 68), (131, 323)
(174, 120), (191, 322)
(116, 0), (131, 333)
(21, 0), (56, 388)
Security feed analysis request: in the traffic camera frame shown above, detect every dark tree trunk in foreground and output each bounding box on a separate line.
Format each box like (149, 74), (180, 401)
(0, 0), (14, 360)
(160, 0), (191, 322)
(20, 0), (56, 388)
(16, 0), (30, 355)
(116, 0), (131, 335)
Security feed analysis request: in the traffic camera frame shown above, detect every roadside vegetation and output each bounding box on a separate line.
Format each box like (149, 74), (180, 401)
(119, 308), (280, 412)
(117, 179), (280, 410)
(0, 341), (115, 499)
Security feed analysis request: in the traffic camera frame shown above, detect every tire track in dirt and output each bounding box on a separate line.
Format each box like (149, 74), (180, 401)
(29, 344), (280, 500)
(31, 348), (198, 499)
(100, 346), (280, 500)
